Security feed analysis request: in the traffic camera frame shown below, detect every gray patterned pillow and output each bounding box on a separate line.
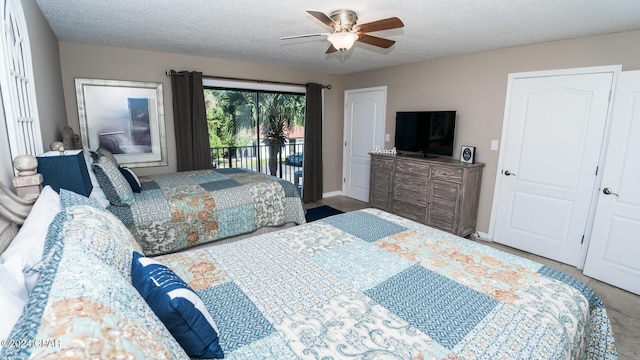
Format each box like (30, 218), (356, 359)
(96, 146), (119, 167)
(92, 156), (135, 206)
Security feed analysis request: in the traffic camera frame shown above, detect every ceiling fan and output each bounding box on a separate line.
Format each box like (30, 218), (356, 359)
(281, 10), (404, 54)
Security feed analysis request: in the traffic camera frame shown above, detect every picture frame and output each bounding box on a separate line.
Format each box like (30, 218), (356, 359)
(460, 145), (476, 163)
(75, 78), (167, 168)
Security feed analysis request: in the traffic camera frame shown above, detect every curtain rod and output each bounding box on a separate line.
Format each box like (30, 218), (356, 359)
(165, 70), (331, 89)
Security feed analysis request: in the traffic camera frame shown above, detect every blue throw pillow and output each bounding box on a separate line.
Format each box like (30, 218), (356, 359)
(131, 252), (224, 358)
(119, 167), (141, 193)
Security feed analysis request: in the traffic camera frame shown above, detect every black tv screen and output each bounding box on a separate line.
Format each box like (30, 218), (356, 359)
(395, 111), (456, 157)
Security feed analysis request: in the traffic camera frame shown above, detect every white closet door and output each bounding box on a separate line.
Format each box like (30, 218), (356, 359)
(492, 68), (614, 266)
(583, 70), (640, 295)
(343, 87), (387, 202)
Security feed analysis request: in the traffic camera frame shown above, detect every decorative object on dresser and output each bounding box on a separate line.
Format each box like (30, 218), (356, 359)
(36, 150), (93, 196)
(460, 145), (476, 164)
(62, 125), (82, 150)
(369, 153), (483, 237)
(12, 155), (43, 198)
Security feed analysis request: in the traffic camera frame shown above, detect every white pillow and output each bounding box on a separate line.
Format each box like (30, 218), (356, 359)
(0, 186), (60, 293)
(0, 263), (28, 340)
(82, 147), (110, 208)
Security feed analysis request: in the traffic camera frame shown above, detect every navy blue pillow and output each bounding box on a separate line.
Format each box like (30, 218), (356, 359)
(131, 252), (224, 358)
(118, 167), (141, 193)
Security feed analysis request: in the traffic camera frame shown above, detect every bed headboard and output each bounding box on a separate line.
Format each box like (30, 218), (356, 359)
(0, 181), (36, 254)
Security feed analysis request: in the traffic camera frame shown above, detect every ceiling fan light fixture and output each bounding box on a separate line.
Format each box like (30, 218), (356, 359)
(327, 31), (359, 52)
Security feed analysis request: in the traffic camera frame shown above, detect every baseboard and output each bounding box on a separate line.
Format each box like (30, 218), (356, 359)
(322, 190), (343, 198)
(474, 231), (491, 241)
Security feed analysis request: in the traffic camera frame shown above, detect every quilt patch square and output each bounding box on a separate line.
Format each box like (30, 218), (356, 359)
(216, 205), (255, 238)
(140, 179), (160, 191)
(200, 179), (242, 192)
(198, 282), (275, 353)
(216, 168), (246, 174)
(365, 264), (498, 350)
(188, 171), (229, 184)
(453, 303), (561, 359)
(156, 248), (232, 291)
(277, 179), (300, 198)
(208, 187), (254, 210)
(538, 266), (602, 312)
(312, 239), (414, 291)
(321, 211), (407, 242)
(210, 239), (348, 324)
(108, 205), (134, 227)
(131, 197), (173, 224)
(277, 293), (450, 360)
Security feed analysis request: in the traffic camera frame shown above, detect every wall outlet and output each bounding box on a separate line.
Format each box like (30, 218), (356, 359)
(491, 140), (499, 151)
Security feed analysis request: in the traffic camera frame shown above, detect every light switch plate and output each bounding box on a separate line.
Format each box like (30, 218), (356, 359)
(385, 133), (390, 142)
(491, 140), (499, 151)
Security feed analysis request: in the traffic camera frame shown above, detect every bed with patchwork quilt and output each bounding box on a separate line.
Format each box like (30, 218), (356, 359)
(153, 208), (617, 359)
(2, 189), (617, 359)
(109, 168), (306, 255)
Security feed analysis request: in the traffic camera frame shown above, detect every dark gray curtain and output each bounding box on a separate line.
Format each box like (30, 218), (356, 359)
(302, 83), (323, 202)
(171, 71), (212, 171)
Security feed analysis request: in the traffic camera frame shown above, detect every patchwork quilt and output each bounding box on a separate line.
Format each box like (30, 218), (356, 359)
(109, 168), (305, 255)
(157, 208), (617, 359)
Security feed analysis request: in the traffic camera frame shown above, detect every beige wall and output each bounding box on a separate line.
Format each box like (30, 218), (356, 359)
(58, 42), (345, 193)
(344, 30), (640, 234)
(17, 9), (640, 233)
(0, 0), (66, 189)
(21, 0), (67, 150)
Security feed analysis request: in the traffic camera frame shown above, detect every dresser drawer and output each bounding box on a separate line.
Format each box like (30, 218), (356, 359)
(395, 159), (430, 176)
(431, 166), (463, 182)
(391, 200), (426, 223)
(392, 186), (427, 207)
(393, 172), (429, 189)
(371, 157), (395, 171)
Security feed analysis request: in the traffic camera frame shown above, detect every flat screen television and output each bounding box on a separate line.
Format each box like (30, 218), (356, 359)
(395, 111), (456, 157)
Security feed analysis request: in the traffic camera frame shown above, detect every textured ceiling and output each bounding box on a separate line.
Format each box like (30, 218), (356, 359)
(35, 0), (640, 75)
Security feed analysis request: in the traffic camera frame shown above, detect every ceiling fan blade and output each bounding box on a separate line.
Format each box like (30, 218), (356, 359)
(357, 34), (396, 49)
(280, 33), (329, 40)
(307, 10), (336, 28)
(325, 44), (338, 54)
(354, 17), (404, 33)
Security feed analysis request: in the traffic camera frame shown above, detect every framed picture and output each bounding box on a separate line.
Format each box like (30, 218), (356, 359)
(460, 145), (476, 163)
(75, 78), (167, 168)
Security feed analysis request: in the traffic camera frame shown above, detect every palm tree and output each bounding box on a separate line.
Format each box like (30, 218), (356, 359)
(205, 88), (305, 174)
(261, 93), (305, 176)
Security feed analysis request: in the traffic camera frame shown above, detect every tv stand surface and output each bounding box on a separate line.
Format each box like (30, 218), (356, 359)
(369, 153), (484, 237)
(397, 151), (441, 159)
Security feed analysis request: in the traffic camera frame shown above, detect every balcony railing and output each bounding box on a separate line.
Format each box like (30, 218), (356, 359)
(211, 142), (304, 188)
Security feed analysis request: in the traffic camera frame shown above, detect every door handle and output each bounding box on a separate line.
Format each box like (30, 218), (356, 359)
(504, 170), (516, 176)
(602, 188), (619, 197)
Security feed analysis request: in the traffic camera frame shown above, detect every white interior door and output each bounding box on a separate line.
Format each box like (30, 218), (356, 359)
(583, 71), (640, 295)
(492, 68), (615, 266)
(343, 87), (386, 202)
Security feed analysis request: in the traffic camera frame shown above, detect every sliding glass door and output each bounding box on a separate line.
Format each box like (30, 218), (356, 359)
(203, 87), (305, 190)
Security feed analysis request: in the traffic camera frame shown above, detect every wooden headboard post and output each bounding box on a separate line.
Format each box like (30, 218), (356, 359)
(0, 155), (41, 254)
(12, 154), (43, 198)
